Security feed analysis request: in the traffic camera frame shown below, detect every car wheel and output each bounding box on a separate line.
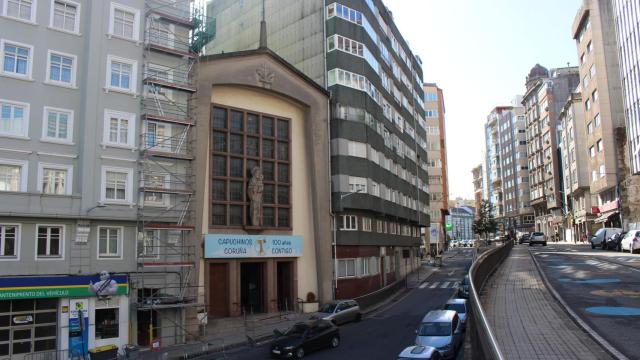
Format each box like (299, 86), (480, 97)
(330, 336), (340, 348)
(295, 347), (305, 359)
(543, 242), (547, 246)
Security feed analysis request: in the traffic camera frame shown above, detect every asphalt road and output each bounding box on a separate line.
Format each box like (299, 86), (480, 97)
(223, 248), (475, 360)
(530, 244), (640, 359)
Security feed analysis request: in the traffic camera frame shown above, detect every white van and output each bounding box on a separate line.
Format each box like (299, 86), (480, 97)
(590, 227), (623, 249)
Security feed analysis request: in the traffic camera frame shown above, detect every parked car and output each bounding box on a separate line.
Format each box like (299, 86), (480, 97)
(605, 231), (626, 251)
(529, 232), (547, 246)
(397, 345), (442, 360)
(314, 300), (361, 325)
(589, 228), (623, 249)
(271, 320), (340, 359)
(415, 310), (463, 359)
(457, 275), (470, 299)
(621, 230), (640, 253)
(443, 298), (468, 330)
(519, 233), (531, 244)
(449, 240), (459, 248)
(467, 239), (476, 248)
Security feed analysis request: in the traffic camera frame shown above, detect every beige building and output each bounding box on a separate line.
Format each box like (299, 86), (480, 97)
(572, 0), (626, 228)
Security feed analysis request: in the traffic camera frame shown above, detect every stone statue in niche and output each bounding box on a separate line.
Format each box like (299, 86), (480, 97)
(248, 166), (264, 227)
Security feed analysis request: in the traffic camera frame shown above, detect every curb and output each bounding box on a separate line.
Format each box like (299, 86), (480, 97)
(528, 249), (629, 360)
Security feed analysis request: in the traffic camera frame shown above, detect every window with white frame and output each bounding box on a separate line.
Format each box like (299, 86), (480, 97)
(339, 215), (357, 231)
(50, 0), (80, 33)
(376, 219), (382, 232)
(106, 55), (137, 93)
(103, 109), (135, 147)
(37, 225), (63, 258)
(358, 257), (369, 277)
(42, 106), (72, 142)
(369, 257), (379, 274)
(337, 258), (356, 278)
(348, 176), (367, 194)
(370, 181), (379, 197)
(109, 3), (139, 41)
(4, 0), (36, 22)
(101, 166), (133, 203)
(46, 51), (76, 86)
(362, 217), (372, 232)
(143, 173), (168, 206)
(98, 226), (121, 258)
(139, 229), (158, 258)
(0, 159), (27, 192)
(1, 40), (32, 79)
(0, 224), (19, 258)
(0, 99), (28, 137)
(599, 164), (606, 178)
(39, 163), (72, 195)
(347, 141), (367, 158)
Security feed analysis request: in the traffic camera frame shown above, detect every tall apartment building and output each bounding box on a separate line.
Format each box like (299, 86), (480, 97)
(523, 65), (580, 236)
(572, 0), (627, 229)
(423, 83), (448, 253)
(0, 0), (201, 355)
(612, 0), (640, 228)
(205, 0), (429, 300)
(559, 91), (594, 242)
(471, 164), (483, 217)
(445, 207), (474, 241)
(484, 105), (534, 234)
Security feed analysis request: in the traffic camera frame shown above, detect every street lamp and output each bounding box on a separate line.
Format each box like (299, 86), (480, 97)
(333, 189), (363, 300)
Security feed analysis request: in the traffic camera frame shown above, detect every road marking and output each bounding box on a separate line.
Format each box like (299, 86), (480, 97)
(447, 270), (455, 276)
(429, 282), (440, 288)
(419, 282), (429, 289)
(452, 282), (459, 288)
(440, 282), (450, 288)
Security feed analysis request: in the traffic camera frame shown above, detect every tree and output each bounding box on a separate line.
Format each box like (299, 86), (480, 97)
(473, 200), (498, 240)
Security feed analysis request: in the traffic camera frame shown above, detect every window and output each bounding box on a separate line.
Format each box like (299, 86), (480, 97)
(101, 166), (133, 203)
(98, 226), (122, 258)
(103, 110), (135, 147)
(1, 40), (33, 79)
(347, 141), (367, 158)
(95, 308), (119, 339)
(592, 170), (597, 182)
(0, 159), (27, 192)
(42, 107), (72, 142)
(46, 51), (76, 87)
(0, 224), (19, 258)
(594, 113), (601, 127)
(348, 176), (367, 194)
(106, 55), (137, 93)
(592, 89), (599, 102)
(587, 40), (593, 54)
(589, 146), (595, 158)
(0, 99), (28, 137)
(50, 0), (80, 33)
(143, 174), (168, 206)
(38, 163), (72, 195)
(362, 217), (372, 232)
(596, 139), (603, 152)
(340, 215), (358, 231)
(4, 0), (36, 22)
(376, 219), (382, 232)
(587, 121), (593, 134)
(109, 3), (139, 41)
(358, 257), (369, 276)
(138, 230), (159, 258)
(337, 258), (356, 278)
(599, 164), (605, 178)
(589, 64), (596, 79)
(36, 225), (63, 258)
(585, 98), (591, 111)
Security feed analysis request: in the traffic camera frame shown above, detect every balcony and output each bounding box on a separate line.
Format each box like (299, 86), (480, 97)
(140, 133), (193, 160)
(144, 68), (195, 92)
(146, 31), (194, 58)
(142, 98), (193, 125)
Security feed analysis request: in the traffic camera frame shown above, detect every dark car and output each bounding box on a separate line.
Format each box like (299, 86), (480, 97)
(271, 320), (340, 359)
(605, 231), (626, 251)
(519, 233), (531, 244)
(457, 275), (470, 299)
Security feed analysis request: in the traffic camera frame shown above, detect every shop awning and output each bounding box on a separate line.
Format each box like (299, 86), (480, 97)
(594, 209), (619, 224)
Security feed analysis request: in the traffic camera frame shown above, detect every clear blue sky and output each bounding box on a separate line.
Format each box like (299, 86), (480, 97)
(384, 0), (582, 200)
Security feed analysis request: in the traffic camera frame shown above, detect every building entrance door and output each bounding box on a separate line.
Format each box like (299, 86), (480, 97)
(276, 261), (294, 311)
(209, 263), (229, 317)
(240, 262), (265, 314)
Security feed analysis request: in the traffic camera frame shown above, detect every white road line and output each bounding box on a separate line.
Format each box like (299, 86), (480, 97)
(429, 282), (440, 289)
(419, 282), (429, 289)
(452, 282), (459, 288)
(441, 282), (450, 288)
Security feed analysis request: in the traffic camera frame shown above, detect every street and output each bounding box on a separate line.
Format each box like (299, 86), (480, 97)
(221, 248), (475, 360)
(530, 243), (640, 359)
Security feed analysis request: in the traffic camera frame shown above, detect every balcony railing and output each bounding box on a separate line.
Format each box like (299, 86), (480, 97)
(142, 97), (192, 124)
(146, 31), (192, 56)
(140, 133), (192, 158)
(144, 67), (195, 92)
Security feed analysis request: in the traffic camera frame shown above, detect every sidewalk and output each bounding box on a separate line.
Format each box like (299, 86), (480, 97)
(481, 246), (613, 360)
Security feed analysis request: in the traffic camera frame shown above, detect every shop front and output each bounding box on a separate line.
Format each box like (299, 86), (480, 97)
(0, 274), (128, 359)
(204, 234), (303, 317)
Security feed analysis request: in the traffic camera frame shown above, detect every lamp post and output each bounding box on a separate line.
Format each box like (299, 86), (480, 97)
(333, 189), (363, 300)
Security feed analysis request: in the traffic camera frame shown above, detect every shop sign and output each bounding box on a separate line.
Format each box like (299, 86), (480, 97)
(429, 226), (439, 244)
(204, 234), (303, 258)
(0, 275), (128, 300)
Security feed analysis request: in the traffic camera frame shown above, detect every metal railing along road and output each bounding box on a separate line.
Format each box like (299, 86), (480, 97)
(467, 240), (513, 360)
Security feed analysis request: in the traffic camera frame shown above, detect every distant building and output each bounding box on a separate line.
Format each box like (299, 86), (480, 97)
(446, 207), (475, 240)
(472, 164), (484, 217)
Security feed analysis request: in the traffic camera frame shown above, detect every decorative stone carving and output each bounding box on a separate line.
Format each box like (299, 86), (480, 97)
(248, 166), (264, 227)
(256, 63), (275, 89)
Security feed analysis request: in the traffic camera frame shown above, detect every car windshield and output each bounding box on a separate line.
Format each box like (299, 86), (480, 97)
(623, 231), (637, 239)
(594, 228), (606, 237)
(319, 303), (337, 313)
(285, 324), (308, 337)
(532, 232), (543, 236)
(445, 303), (466, 314)
(418, 322), (451, 336)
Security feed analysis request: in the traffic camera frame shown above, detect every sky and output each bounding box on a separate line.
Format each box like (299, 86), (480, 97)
(384, 0), (582, 200)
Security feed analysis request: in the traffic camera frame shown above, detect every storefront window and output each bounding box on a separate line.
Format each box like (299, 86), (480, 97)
(95, 308), (119, 339)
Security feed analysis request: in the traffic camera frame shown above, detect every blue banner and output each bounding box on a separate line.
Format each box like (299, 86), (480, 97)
(204, 234), (303, 258)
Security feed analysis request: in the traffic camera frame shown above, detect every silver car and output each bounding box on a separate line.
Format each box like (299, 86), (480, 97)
(443, 298), (468, 330)
(415, 310), (463, 359)
(397, 345), (442, 359)
(315, 300), (361, 325)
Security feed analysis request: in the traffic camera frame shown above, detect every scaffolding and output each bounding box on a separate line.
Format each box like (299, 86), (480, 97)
(135, 0), (209, 347)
